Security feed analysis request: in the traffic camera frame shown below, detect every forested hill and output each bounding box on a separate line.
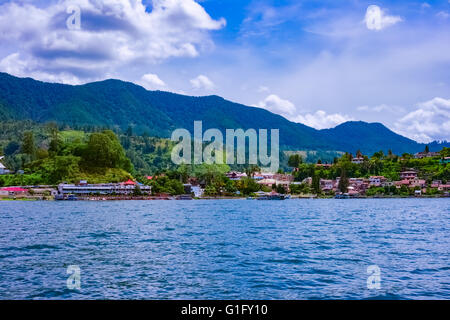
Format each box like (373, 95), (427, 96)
(0, 72), (447, 155)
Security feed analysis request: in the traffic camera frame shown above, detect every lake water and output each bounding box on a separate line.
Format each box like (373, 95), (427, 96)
(0, 199), (449, 300)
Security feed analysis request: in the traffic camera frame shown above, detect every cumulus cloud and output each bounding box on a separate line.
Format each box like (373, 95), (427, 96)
(190, 74), (215, 90)
(255, 94), (351, 129)
(394, 97), (450, 142)
(292, 111), (353, 130)
(140, 73), (166, 89)
(437, 11), (449, 19)
(0, 0), (225, 83)
(364, 5), (402, 31)
(256, 94), (296, 116)
(357, 104), (405, 113)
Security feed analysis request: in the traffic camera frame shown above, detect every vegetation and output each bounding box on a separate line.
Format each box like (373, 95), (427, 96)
(1, 72), (448, 155)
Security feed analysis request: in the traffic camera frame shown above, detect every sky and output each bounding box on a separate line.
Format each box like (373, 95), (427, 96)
(0, 0), (449, 142)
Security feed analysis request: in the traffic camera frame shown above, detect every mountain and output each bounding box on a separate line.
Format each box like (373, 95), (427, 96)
(0, 72), (446, 155)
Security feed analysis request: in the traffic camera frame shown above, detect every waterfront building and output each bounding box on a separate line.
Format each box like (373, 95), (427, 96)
(0, 187), (28, 197)
(319, 179), (335, 192)
(58, 181), (151, 196)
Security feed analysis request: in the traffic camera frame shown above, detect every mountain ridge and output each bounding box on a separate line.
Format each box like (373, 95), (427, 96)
(0, 72), (447, 155)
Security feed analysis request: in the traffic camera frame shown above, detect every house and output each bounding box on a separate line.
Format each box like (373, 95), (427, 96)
(257, 178), (277, 188)
(30, 188), (58, 197)
(431, 180), (442, 188)
(349, 178), (369, 194)
(351, 156), (365, 164)
(226, 171), (247, 181)
(414, 151), (440, 159)
(369, 176), (387, 187)
(440, 157), (450, 164)
(400, 170), (418, 180)
(0, 156), (7, 175)
(0, 187), (28, 197)
(320, 179), (335, 192)
(395, 179), (411, 187)
(410, 179), (426, 188)
(316, 163), (332, 168)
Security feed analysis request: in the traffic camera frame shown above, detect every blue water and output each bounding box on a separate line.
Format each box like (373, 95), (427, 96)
(0, 199), (449, 300)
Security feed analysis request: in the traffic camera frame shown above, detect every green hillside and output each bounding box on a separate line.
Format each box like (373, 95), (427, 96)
(0, 72), (447, 155)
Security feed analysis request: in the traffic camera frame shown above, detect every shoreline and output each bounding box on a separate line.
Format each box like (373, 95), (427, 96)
(1, 195), (449, 201)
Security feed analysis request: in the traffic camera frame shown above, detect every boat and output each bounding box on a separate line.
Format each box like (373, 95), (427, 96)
(335, 193), (350, 199)
(176, 194), (193, 200)
(256, 192), (287, 200)
(66, 194), (78, 201)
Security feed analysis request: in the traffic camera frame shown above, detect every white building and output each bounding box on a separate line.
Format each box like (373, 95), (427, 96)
(58, 181), (151, 196)
(0, 156), (6, 174)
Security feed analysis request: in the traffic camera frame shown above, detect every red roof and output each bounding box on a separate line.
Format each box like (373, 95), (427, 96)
(1, 187), (28, 192)
(123, 179), (136, 185)
(147, 176), (153, 180)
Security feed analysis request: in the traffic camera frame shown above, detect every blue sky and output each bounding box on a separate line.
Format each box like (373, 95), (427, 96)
(0, 0), (449, 142)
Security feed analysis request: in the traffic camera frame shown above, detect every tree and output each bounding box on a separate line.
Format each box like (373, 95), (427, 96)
(288, 154), (302, 168)
(21, 131), (36, 159)
(47, 122), (62, 155)
(338, 167), (349, 193)
(245, 164), (260, 178)
(4, 141), (20, 156)
(425, 145), (430, 153)
(276, 184), (287, 194)
(83, 130), (132, 172)
(126, 126), (133, 137)
(312, 174), (321, 195)
(133, 184), (142, 196)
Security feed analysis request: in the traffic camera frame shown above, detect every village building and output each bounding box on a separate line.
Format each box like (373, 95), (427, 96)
(351, 156), (365, 164)
(400, 170), (418, 180)
(0, 156), (9, 175)
(225, 171), (247, 181)
(58, 180), (151, 197)
(316, 163), (332, 168)
(30, 188), (58, 197)
(0, 187), (28, 197)
(414, 151), (440, 159)
(319, 179), (335, 192)
(369, 176), (387, 187)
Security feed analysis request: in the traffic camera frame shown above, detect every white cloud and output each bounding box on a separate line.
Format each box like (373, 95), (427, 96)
(255, 94), (352, 129)
(190, 74), (215, 90)
(292, 110), (353, 130)
(437, 11), (449, 19)
(364, 5), (402, 31)
(394, 97), (450, 142)
(140, 73), (166, 89)
(0, 0), (225, 83)
(357, 104), (405, 113)
(256, 94), (296, 116)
